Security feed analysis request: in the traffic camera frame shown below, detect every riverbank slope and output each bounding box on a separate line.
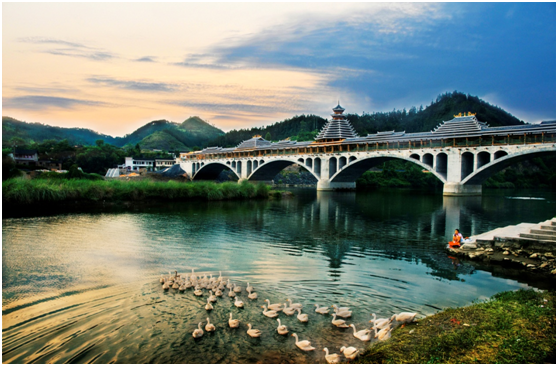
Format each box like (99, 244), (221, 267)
(2, 178), (273, 207)
(358, 289), (555, 364)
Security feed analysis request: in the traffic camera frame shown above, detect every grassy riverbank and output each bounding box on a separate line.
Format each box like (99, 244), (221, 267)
(358, 289), (555, 364)
(2, 178), (271, 205)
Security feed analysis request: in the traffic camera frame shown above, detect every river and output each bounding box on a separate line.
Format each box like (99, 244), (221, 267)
(2, 188), (555, 363)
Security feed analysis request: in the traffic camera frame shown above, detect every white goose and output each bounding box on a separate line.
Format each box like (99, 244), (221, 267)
(340, 346), (359, 360)
(282, 303), (296, 316)
(159, 275), (165, 284)
(350, 324), (372, 341)
(228, 312), (240, 328)
(333, 307), (352, 318)
(192, 322), (204, 338)
(261, 305), (279, 318)
(332, 304), (350, 313)
(315, 304), (330, 315)
(292, 333), (315, 351)
(233, 283), (242, 293)
(228, 288), (236, 298)
(172, 281), (180, 290)
(162, 281), (170, 290)
(205, 299), (213, 311)
(194, 287), (203, 296)
(208, 290), (217, 302)
(323, 347), (341, 364)
(246, 283), (253, 293)
(247, 323), (261, 338)
(373, 324), (393, 341)
(205, 317), (215, 332)
(369, 313), (391, 329)
(296, 308), (308, 323)
(215, 288), (223, 297)
(265, 299), (283, 311)
(248, 289), (258, 300)
(331, 314), (349, 328)
(276, 319), (288, 335)
(226, 279), (233, 290)
(287, 299), (302, 309)
(234, 296), (244, 308)
(190, 269), (196, 283)
(391, 312), (417, 324)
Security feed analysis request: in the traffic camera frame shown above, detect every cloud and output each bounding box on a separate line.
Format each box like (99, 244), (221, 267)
(19, 36), (116, 61)
(18, 37), (90, 49)
(3, 95), (106, 110)
(135, 56), (156, 62)
(168, 100), (297, 114)
(44, 49), (115, 61)
(87, 77), (178, 92)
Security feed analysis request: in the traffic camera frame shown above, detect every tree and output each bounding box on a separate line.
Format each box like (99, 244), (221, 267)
(95, 139), (105, 147)
(134, 143), (141, 155)
(265, 132), (272, 141)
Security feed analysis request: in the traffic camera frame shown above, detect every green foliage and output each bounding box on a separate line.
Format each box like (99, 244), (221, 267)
(265, 132), (272, 141)
(3, 178), (270, 205)
(356, 161), (443, 190)
(358, 289), (556, 364)
(483, 156), (556, 189)
(2, 116), (224, 151)
(208, 114), (327, 147)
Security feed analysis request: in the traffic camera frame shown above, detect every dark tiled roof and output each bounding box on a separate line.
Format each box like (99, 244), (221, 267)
(236, 136), (272, 149)
(315, 104), (358, 141)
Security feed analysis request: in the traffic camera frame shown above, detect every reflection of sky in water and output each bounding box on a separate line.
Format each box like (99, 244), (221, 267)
(2, 189), (555, 363)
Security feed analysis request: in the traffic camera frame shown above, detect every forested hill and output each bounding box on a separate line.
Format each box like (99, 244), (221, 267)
(207, 91), (525, 148)
(2, 116), (224, 151)
(2, 117), (118, 146)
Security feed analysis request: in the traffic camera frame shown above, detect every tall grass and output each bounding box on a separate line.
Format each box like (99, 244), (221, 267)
(2, 178), (270, 205)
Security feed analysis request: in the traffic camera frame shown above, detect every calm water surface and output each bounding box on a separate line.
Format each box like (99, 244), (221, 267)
(2, 189), (556, 363)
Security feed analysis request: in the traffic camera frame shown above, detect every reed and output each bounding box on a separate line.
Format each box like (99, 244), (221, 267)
(2, 178), (271, 205)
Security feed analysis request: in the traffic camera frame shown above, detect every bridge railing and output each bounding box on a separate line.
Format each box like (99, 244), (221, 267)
(180, 133), (556, 161)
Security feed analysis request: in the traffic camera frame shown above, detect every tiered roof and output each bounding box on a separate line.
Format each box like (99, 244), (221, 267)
(314, 103), (358, 141)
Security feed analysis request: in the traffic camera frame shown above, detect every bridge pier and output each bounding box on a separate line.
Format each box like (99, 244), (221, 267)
(443, 183), (482, 196)
(317, 180), (356, 191)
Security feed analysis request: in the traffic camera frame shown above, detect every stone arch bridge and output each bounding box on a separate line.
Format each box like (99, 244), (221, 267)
(180, 143), (555, 196)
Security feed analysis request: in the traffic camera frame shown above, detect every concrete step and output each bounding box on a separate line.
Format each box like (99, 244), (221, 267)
(520, 232), (556, 241)
(531, 229), (556, 236)
(540, 225), (556, 231)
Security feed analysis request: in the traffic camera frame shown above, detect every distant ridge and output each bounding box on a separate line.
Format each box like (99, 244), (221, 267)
(207, 91), (526, 148)
(2, 91), (530, 150)
(2, 115), (224, 151)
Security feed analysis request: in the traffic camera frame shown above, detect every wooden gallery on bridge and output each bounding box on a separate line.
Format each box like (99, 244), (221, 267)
(178, 104), (556, 196)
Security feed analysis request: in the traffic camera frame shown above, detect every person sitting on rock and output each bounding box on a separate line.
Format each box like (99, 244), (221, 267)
(449, 229), (464, 248)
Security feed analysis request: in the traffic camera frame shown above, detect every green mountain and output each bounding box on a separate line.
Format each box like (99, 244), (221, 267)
(207, 91), (525, 148)
(138, 130), (189, 151)
(2, 115), (224, 151)
(2, 116), (117, 146)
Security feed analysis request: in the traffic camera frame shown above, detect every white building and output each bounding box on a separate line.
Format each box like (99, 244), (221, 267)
(121, 157), (176, 171)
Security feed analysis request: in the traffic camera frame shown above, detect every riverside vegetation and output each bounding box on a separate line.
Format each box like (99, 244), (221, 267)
(358, 289), (555, 364)
(3, 176), (271, 206)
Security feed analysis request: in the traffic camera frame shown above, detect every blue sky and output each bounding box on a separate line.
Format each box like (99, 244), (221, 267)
(3, 2), (556, 135)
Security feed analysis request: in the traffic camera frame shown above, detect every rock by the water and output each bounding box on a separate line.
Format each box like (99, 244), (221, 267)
(529, 253), (539, 259)
(503, 251), (510, 255)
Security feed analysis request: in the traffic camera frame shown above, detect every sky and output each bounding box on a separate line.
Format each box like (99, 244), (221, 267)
(2, 2), (556, 136)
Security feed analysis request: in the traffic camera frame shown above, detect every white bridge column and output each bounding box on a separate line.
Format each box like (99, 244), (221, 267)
(317, 155), (356, 190)
(443, 149), (482, 196)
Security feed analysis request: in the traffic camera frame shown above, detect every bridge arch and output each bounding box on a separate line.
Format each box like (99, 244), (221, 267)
(462, 146), (556, 185)
(329, 154), (447, 184)
(248, 158), (320, 182)
(193, 161), (240, 181)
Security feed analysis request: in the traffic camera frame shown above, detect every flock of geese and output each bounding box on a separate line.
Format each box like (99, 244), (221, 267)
(160, 270), (417, 364)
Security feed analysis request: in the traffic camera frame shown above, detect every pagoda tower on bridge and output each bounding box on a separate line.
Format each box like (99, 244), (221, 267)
(314, 102), (358, 142)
